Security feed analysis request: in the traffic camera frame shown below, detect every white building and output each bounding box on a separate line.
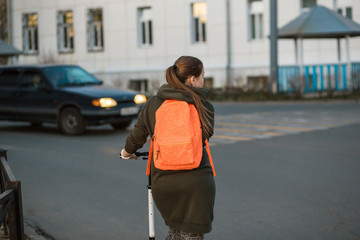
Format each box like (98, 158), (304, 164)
(9, 0), (360, 94)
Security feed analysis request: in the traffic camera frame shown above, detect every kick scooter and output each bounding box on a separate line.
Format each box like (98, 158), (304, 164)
(120, 151), (155, 240)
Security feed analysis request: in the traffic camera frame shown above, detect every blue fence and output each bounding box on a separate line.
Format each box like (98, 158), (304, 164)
(278, 62), (360, 93)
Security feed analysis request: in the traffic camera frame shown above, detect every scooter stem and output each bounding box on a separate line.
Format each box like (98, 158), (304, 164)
(148, 175), (155, 239)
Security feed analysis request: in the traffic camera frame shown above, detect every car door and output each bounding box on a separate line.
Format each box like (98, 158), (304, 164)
(0, 69), (21, 120)
(15, 69), (58, 122)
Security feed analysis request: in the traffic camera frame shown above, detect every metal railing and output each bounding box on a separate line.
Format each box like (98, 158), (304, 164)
(0, 149), (24, 240)
(278, 62), (360, 93)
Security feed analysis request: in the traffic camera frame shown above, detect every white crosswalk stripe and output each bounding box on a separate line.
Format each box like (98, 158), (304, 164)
(210, 111), (360, 145)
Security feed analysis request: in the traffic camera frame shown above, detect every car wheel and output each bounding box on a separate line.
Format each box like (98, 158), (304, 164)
(59, 107), (85, 135)
(111, 120), (132, 130)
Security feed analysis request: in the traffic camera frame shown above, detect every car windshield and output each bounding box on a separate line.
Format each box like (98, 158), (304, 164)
(43, 66), (101, 87)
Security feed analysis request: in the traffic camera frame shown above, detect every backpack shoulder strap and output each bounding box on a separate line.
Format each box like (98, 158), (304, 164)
(205, 139), (216, 177)
(146, 136), (154, 176)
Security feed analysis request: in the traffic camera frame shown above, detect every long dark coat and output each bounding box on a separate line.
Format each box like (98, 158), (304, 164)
(125, 84), (215, 234)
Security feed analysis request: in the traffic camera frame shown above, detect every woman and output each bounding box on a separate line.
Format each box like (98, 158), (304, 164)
(121, 56), (215, 240)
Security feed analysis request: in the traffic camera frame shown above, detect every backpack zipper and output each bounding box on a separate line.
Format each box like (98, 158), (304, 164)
(156, 150), (160, 160)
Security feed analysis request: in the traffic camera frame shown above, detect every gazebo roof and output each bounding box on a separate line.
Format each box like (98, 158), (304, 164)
(0, 39), (21, 56)
(278, 5), (360, 39)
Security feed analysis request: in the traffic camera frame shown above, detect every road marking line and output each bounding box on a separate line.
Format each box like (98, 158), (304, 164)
(247, 119), (337, 127)
(208, 142), (217, 146)
(216, 114), (360, 126)
(211, 112), (360, 145)
(212, 134), (254, 141)
(215, 127), (285, 136)
(216, 122), (314, 132)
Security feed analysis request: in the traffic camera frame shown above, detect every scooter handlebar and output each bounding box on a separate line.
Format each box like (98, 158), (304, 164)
(135, 152), (149, 157)
(119, 151), (149, 160)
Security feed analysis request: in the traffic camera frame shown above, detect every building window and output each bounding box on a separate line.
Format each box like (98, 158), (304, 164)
(338, 7), (352, 19)
(22, 13), (38, 54)
(138, 7), (153, 47)
(248, 0), (264, 40)
(345, 7), (352, 19)
(301, 0), (317, 12)
(247, 76), (268, 92)
(57, 10), (74, 53)
(87, 9), (104, 51)
(204, 77), (214, 90)
(191, 2), (207, 43)
(0, 0), (9, 43)
(129, 79), (148, 93)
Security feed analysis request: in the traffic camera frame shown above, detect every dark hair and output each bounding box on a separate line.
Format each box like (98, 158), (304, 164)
(165, 56), (213, 137)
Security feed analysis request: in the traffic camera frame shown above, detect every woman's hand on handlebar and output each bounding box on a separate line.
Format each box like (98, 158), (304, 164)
(120, 148), (138, 160)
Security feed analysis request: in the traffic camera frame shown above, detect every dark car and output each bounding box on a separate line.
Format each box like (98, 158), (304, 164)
(0, 64), (147, 135)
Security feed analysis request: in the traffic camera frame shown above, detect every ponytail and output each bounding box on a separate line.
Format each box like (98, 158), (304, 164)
(165, 56), (213, 138)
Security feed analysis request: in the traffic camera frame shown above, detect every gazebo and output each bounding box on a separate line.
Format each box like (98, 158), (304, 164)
(0, 39), (21, 64)
(277, 5), (360, 93)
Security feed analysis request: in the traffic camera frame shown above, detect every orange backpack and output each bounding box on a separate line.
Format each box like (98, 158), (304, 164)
(146, 99), (216, 177)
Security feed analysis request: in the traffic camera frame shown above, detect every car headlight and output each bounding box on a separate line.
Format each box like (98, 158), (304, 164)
(92, 98), (117, 108)
(134, 94), (147, 104)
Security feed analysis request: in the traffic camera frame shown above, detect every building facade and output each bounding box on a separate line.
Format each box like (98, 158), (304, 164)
(9, 0), (360, 93)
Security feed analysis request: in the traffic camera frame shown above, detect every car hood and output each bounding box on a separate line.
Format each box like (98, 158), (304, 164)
(60, 86), (136, 101)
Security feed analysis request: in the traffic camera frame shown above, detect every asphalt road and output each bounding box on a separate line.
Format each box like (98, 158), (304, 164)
(0, 100), (359, 240)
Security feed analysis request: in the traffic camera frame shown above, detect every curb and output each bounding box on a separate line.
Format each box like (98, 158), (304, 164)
(24, 223), (48, 240)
